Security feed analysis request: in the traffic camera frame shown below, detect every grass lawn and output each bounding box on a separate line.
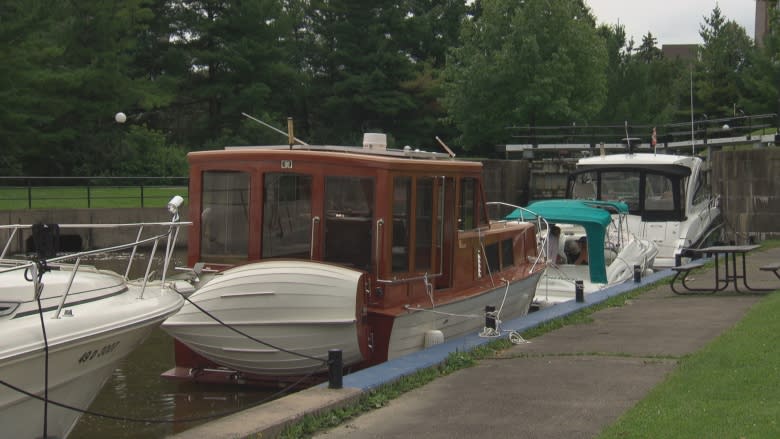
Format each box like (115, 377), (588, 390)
(598, 291), (780, 439)
(0, 186), (188, 209)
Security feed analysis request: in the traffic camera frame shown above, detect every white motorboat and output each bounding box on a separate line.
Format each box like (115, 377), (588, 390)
(511, 199), (658, 307)
(161, 132), (546, 384)
(568, 152), (721, 268)
(0, 200), (186, 439)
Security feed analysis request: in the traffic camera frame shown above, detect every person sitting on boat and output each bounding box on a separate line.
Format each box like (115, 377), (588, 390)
(573, 236), (588, 265)
(546, 225), (564, 264)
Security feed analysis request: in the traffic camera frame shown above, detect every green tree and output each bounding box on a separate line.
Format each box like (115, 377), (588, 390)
(442, 0), (608, 154)
(394, 1), (469, 147)
(637, 32), (663, 63)
(164, 1), (300, 149)
(302, 0), (421, 145)
(595, 24), (631, 123)
(0, 0), (56, 175)
(55, 0), (178, 176)
(598, 27), (685, 127)
(741, 6), (780, 118)
(696, 5), (754, 118)
(0, 0), (179, 176)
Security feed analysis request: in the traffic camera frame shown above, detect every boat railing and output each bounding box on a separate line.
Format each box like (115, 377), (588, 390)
(485, 202), (549, 272)
(0, 220), (190, 316)
(0, 196), (190, 316)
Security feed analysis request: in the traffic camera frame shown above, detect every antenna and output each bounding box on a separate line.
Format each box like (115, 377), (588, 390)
(435, 136), (456, 158)
(624, 120), (631, 154)
(241, 112), (309, 146)
(690, 68), (695, 155)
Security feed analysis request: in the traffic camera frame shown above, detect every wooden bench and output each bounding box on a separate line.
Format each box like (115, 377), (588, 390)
(670, 260), (711, 295)
(760, 262), (780, 280)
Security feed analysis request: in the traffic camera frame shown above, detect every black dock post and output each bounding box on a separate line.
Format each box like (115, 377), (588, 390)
(485, 305), (496, 330)
(328, 349), (343, 389)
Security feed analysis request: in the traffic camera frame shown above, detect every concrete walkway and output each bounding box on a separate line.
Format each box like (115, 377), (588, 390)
(170, 247), (780, 439)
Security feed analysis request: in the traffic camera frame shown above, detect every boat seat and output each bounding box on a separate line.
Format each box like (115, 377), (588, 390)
(760, 262), (780, 280)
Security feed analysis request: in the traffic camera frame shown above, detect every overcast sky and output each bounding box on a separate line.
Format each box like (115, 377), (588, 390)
(586, 0), (757, 46)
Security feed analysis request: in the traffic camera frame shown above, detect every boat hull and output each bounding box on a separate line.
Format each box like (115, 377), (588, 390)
(387, 270), (543, 359)
(161, 260), (368, 377)
(534, 238), (657, 307)
(0, 277), (183, 439)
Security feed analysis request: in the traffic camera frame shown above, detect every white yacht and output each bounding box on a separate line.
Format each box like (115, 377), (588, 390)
(567, 153), (721, 268)
(511, 199), (658, 307)
(0, 200), (186, 439)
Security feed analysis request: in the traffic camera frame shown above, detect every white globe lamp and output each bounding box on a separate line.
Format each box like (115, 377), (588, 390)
(115, 112), (127, 124)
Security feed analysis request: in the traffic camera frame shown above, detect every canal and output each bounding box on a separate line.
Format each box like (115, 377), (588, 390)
(69, 328), (279, 438)
(58, 251), (287, 438)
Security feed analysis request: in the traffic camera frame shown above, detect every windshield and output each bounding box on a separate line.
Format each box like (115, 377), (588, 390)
(601, 171), (640, 210)
(569, 169), (684, 219)
(570, 170), (640, 211)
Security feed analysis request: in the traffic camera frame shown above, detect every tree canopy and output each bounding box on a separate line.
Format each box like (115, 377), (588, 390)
(0, 1), (776, 175)
(443, 0), (608, 153)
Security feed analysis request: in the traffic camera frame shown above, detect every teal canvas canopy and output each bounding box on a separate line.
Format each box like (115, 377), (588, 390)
(507, 200), (628, 284)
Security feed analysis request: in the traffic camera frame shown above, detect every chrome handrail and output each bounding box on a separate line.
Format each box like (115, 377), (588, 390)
(0, 199), (191, 316)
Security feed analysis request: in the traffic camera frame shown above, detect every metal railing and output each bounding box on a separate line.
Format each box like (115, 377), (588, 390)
(505, 113), (779, 151)
(0, 218), (190, 311)
(0, 176), (188, 209)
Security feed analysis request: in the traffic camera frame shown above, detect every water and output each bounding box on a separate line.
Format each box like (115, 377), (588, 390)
(52, 251), (284, 438)
(69, 328), (277, 438)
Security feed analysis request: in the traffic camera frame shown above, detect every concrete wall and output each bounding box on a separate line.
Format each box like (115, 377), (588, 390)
(527, 158), (577, 200)
(711, 148), (780, 242)
(482, 159), (531, 206)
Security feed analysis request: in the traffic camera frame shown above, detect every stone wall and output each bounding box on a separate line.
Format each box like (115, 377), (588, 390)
(481, 159), (531, 206)
(527, 158), (577, 200)
(711, 148), (780, 242)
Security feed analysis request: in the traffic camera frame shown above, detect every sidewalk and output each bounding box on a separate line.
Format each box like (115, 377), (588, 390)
(170, 247), (780, 439)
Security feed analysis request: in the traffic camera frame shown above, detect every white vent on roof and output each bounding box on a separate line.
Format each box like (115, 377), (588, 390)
(362, 133), (387, 151)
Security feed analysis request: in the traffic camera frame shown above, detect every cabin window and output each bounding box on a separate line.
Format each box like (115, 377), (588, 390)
(570, 171), (598, 199)
(200, 171), (250, 260)
(501, 238), (514, 269)
(601, 171), (640, 211)
(324, 176), (374, 270)
(262, 173), (312, 258)
(644, 174), (675, 211)
(392, 177), (411, 272)
(459, 178), (476, 230)
(485, 242), (499, 269)
(415, 177), (434, 271)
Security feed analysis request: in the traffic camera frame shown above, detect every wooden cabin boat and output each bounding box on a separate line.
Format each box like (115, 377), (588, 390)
(161, 134), (545, 384)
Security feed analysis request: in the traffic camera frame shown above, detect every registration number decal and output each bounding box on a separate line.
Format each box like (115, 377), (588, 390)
(78, 341), (121, 364)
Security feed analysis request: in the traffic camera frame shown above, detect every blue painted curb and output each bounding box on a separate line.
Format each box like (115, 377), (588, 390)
(324, 267), (677, 391)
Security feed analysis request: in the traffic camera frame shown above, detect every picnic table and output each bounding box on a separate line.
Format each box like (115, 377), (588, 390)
(670, 245), (777, 295)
